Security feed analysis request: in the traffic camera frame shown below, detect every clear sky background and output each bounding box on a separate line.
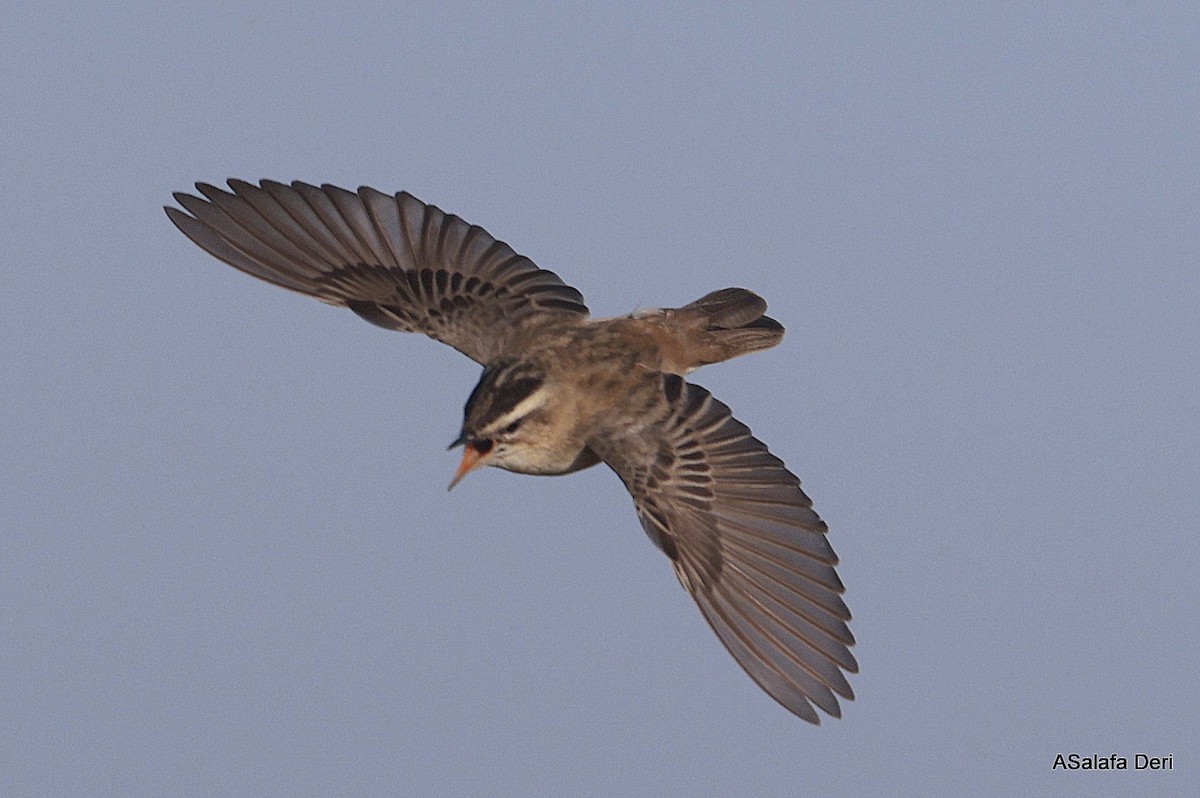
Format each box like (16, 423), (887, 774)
(2, 3), (1197, 796)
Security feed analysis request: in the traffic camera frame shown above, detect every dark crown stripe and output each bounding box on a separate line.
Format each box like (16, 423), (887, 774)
(463, 362), (546, 427)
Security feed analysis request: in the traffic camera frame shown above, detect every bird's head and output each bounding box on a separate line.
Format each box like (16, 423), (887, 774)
(448, 361), (554, 489)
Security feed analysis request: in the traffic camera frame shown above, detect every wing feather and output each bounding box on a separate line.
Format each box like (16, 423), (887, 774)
(598, 375), (855, 722)
(166, 180), (589, 363)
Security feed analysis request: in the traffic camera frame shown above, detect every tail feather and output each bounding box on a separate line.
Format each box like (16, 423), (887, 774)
(683, 288), (770, 329)
(665, 287), (785, 369)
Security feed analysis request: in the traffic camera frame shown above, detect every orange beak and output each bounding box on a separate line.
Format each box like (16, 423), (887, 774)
(448, 441), (490, 491)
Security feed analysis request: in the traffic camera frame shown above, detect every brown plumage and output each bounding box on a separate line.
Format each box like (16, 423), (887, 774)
(166, 179), (855, 722)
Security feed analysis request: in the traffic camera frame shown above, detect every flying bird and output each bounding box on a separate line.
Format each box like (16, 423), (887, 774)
(165, 180), (855, 722)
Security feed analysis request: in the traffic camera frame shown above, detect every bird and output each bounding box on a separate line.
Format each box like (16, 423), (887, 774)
(165, 179), (856, 723)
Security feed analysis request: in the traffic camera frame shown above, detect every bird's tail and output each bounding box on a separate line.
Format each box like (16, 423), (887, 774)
(653, 288), (784, 370)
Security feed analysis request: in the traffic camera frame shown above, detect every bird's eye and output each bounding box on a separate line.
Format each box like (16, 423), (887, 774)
(503, 420), (522, 435)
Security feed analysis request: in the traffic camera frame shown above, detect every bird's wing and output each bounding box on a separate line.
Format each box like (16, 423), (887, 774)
(165, 180), (589, 364)
(594, 374), (855, 722)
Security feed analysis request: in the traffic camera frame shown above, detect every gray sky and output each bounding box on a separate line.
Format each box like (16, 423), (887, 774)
(2, 3), (1197, 796)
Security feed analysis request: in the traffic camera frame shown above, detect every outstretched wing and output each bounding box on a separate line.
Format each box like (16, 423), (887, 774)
(165, 180), (589, 363)
(595, 375), (855, 722)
